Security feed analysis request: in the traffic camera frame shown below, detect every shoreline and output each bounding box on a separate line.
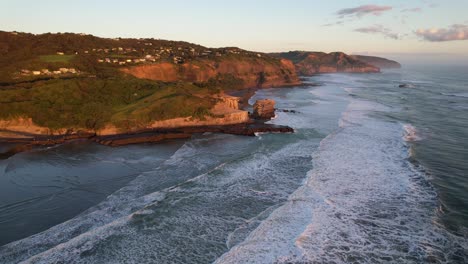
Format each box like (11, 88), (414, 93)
(0, 122), (294, 159)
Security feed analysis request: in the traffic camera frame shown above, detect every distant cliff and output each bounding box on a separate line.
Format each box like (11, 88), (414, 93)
(271, 51), (380, 75)
(352, 55), (401, 69)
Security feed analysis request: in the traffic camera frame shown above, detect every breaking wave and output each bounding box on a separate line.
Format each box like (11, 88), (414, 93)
(403, 124), (423, 142)
(215, 98), (468, 263)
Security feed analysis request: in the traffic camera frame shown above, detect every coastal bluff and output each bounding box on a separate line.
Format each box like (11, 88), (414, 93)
(271, 51), (381, 75)
(121, 58), (300, 89)
(352, 55), (401, 69)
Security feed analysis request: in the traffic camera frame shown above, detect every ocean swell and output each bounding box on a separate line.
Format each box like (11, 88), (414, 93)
(215, 98), (468, 263)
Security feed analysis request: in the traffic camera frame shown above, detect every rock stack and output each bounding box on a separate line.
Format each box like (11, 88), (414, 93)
(253, 99), (275, 119)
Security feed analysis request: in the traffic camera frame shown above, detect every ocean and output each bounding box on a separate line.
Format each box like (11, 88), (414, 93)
(0, 65), (467, 263)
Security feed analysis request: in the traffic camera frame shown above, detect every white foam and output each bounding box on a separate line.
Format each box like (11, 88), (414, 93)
(215, 97), (467, 263)
(403, 124), (422, 142)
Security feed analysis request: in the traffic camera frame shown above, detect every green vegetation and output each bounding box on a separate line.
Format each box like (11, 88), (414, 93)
(194, 73), (245, 91)
(0, 31), (296, 133)
(39, 55), (75, 63)
(0, 77), (217, 131)
(109, 54), (132, 59)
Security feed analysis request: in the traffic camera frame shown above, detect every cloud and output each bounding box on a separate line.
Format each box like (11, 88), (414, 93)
(322, 21), (344, 27)
(355, 25), (400, 39)
(337, 5), (392, 18)
(402, 7), (422, 13)
(415, 24), (468, 41)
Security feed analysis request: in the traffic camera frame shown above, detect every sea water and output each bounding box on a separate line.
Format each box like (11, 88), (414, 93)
(0, 66), (467, 263)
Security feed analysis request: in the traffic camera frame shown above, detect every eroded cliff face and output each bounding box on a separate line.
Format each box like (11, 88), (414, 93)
(0, 118), (56, 136)
(253, 99), (276, 119)
(121, 58), (300, 88)
(271, 51), (380, 75)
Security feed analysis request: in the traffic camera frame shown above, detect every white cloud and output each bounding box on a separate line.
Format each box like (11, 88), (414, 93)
(415, 24), (468, 41)
(337, 5), (393, 18)
(355, 25), (400, 39)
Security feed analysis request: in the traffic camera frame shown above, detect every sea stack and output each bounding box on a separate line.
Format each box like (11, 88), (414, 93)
(253, 99), (276, 119)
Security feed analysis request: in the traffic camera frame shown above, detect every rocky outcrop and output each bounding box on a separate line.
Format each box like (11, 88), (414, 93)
(253, 99), (276, 119)
(217, 94), (240, 110)
(0, 118), (58, 135)
(270, 51), (380, 75)
(121, 58), (300, 89)
(1, 122), (295, 156)
(352, 55), (401, 69)
(94, 123), (294, 147)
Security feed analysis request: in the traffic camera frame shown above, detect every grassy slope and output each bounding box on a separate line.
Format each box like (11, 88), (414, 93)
(0, 77), (217, 131)
(39, 55), (76, 63)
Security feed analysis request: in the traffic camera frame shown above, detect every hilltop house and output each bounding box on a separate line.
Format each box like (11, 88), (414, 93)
(173, 56), (184, 64)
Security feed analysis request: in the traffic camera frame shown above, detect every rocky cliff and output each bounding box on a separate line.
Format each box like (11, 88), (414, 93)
(352, 55), (402, 69)
(253, 99), (276, 119)
(271, 51), (380, 75)
(121, 58), (300, 89)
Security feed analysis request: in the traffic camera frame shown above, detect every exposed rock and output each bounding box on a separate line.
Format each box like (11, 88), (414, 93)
(277, 109), (298, 113)
(94, 123), (294, 146)
(1, 122), (294, 157)
(399, 84), (415, 88)
(121, 58), (300, 89)
(217, 94), (240, 110)
(253, 99), (276, 119)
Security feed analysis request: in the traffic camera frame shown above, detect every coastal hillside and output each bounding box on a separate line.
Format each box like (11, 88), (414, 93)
(0, 31), (299, 136)
(0, 31), (299, 87)
(352, 55), (402, 69)
(271, 51), (380, 75)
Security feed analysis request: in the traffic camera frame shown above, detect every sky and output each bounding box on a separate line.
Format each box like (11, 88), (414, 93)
(2, 0), (468, 64)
